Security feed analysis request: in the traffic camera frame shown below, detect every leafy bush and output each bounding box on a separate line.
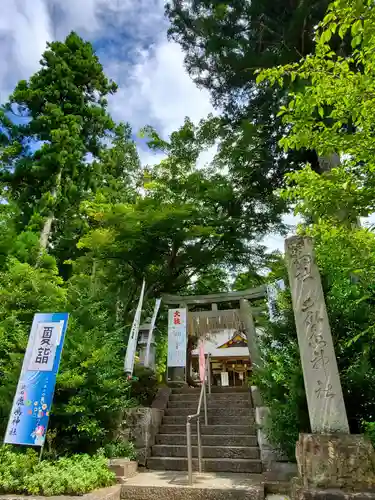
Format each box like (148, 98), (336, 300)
(131, 365), (158, 406)
(363, 421), (375, 447)
(0, 446), (115, 496)
(0, 257), (66, 438)
(103, 439), (136, 460)
(0, 446), (38, 493)
(49, 274), (136, 455)
(253, 292), (310, 460)
(24, 454), (114, 496)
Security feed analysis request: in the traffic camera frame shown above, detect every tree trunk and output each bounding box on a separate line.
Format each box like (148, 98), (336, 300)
(318, 152), (340, 173)
(39, 215), (54, 251)
(39, 170), (62, 252)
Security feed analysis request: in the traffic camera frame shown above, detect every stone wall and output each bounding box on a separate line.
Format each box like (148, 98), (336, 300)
(0, 485), (121, 500)
(116, 387), (171, 466)
(252, 385), (297, 480)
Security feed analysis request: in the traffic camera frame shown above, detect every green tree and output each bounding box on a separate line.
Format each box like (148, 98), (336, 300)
(0, 27), (301, 457)
(253, 0), (375, 453)
(0, 33), (141, 450)
(77, 119), (281, 389)
(0, 256), (66, 436)
(182, 266), (230, 296)
(165, 0), (330, 211)
(50, 275), (131, 454)
(79, 118), (280, 298)
(0, 32), (117, 261)
(258, 0), (375, 224)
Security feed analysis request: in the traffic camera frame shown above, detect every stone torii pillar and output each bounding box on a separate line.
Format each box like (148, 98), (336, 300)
(239, 298), (261, 369)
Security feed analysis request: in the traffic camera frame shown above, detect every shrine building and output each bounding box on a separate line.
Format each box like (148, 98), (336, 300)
(162, 287), (266, 387)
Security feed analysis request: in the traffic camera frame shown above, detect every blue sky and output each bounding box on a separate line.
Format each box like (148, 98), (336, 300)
(0, 0), (297, 251)
(0, 1), (214, 149)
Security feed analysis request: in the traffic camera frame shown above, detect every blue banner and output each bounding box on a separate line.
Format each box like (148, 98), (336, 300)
(4, 313), (69, 447)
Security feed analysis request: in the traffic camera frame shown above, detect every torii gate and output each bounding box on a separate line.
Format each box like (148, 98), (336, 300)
(162, 286), (267, 382)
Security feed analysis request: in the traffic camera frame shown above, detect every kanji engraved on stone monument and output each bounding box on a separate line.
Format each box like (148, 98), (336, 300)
(285, 236), (349, 433)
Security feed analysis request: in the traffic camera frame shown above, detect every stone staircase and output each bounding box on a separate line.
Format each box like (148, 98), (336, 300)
(148, 386), (263, 474)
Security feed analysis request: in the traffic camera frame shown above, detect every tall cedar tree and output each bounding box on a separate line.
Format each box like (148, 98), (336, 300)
(0, 32), (117, 263)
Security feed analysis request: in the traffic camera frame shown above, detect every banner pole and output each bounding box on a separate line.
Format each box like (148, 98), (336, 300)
(39, 442), (45, 462)
(144, 298), (161, 367)
(124, 280), (146, 376)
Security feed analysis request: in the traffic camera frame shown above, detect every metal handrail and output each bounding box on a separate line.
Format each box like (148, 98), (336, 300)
(186, 353), (211, 485)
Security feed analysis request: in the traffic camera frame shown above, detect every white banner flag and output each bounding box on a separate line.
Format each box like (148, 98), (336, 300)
(167, 308), (187, 368)
(144, 298), (161, 367)
(124, 280), (146, 375)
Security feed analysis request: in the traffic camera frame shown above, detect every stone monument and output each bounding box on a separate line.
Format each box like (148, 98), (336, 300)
(285, 236), (375, 498)
(285, 236), (348, 434)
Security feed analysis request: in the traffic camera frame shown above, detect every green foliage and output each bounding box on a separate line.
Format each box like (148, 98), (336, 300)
(363, 421), (375, 447)
(166, 0), (331, 219)
(182, 266), (230, 295)
(131, 366), (158, 406)
(257, 223), (375, 455)
(50, 275), (135, 454)
(0, 446), (38, 493)
(258, 0), (375, 222)
(0, 31), (117, 263)
(155, 332), (168, 382)
(0, 446), (114, 496)
(0, 256), (66, 436)
(79, 119), (274, 297)
(0, 24), (325, 469)
(103, 439), (136, 460)
(307, 223), (375, 431)
(253, 287), (310, 459)
(254, 0), (375, 455)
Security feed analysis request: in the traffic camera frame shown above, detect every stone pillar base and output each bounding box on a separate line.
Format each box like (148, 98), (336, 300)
(296, 434), (375, 491)
(292, 478), (375, 500)
(168, 367), (185, 382)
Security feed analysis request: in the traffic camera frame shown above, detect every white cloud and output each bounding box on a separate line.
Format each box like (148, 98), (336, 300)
(0, 0), (165, 98)
(137, 148), (165, 168)
(197, 144), (218, 170)
(108, 38), (215, 139)
(262, 212), (301, 253)
(0, 0), (51, 101)
(0, 1), (284, 255)
(0, 0), (215, 163)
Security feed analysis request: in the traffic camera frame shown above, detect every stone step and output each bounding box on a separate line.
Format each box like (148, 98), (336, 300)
(159, 424), (256, 435)
(168, 400), (252, 409)
(263, 466), (298, 495)
(170, 393), (251, 402)
(165, 407), (253, 417)
(152, 444), (260, 459)
(172, 386), (250, 394)
(163, 415), (255, 425)
(147, 456), (263, 473)
(121, 471), (264, 500)
(156, 433), (259, 447)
